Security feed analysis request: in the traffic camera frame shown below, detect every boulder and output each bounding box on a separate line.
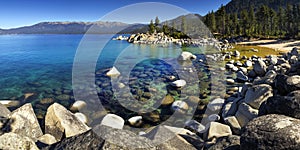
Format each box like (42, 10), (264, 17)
(205, 122), (232, 140)
(275, 75), (300, 95)
(171, 101), (189, 113)
(207, 135), (240, 150)
(0, 103), (10, 117)
(161, 94), (175, 106)
(106, 66), (121, 77)
(207, 98), (225, 112)
(291, 47), (298, 56)
(259, 90), (300, 119)
(171, 80), (186, 88)
(43, 130), (105, 150)
(70, 100), (87, 112)
(178, 52), (197, 61)
(45, 103), (90, 141)
(241, 114), (300, 150)
(244, 84), (273, 109)
(253, 60), (267, 76)
(128, 116), (143, 127)
(9, 103), (43, 141)
(100, 114), (124, 129)
(236, 71), (249, 82)
(224, 116), (241, 135)
(74, 112), (88, 124)
(222, 101), (238, 118)
(185, 120), (206, 133)
(253, 70), (277, 85)
(38, 134), (57, 145)
(235, 103), (258, 127)
(0, 132), (39, 150)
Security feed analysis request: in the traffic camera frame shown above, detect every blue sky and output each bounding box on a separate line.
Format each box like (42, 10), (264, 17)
(0, 0), (230, 29)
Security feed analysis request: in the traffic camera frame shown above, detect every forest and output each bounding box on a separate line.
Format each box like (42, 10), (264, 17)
(204, 4), (300, 39)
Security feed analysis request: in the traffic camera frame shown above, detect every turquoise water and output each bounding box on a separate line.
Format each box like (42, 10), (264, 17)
(0, 34), (197, 99)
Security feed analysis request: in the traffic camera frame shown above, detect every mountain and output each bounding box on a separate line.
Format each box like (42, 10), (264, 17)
(224, 0), (300, 13)
(0, 21), (147, 34)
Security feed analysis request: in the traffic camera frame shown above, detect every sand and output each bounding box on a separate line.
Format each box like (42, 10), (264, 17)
(238, 40), (300, 52)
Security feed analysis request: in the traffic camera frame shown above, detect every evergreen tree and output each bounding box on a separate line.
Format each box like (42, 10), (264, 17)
(181, 16), (187, 34)
(155, 16), (160, 26)
(149, 19), (155, 34)
(248, 5), (256, 36)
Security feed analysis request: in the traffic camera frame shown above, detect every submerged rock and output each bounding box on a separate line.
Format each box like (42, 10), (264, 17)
(106, 66), (121, 77)
(171, 80), (187, 88)
(241, 114), (300, 150)
(178, 52), (197, 61)
(45, 103), (90, 141)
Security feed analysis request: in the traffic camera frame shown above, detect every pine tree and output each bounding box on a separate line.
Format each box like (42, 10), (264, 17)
(181, 16), (187, 34)
(248, 5), (256, 37)
(149, 20), (155, 34)
(155, 16), (160, 26)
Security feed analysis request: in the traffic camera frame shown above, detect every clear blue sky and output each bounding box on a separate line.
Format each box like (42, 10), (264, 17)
(0, 0), (230, 29)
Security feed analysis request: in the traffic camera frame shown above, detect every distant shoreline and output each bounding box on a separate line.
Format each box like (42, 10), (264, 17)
(237, 39), (300, 52)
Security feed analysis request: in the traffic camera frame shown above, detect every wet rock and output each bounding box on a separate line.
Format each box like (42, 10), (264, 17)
(0, 132), (39, 150)
(161, 94), (175, 106)
(38, 134), (57, 145)
(128, 116), (143, 127)
(244, 84), (273, 109)
(178, 52), (197, 61)
(253, 60), (267, 76)
(241, 114), (300, 150)
(45, 103), (90, 141)
(205, 122), (232, 140)
(207, 98), (225, 112)
(43, 130), (105, 150)
(259, 90), (300, 119)
(9, 103), (43, 141)
(0, 103), (10, 117)
(56, 94), (70, 101)
(141, 111), (160, 123)
(101, 114), (124, 129)
(40, 98), (54, 105)
(0, 100), (20, 108)
(236, 71), (248, 82)
(207, 135), (240, 150)
(171, 101), (189, 113)
(235, 103), (258, 127)
(106, 66), (121, 77)
(171, 80), (186, 88)
(70, 100), (87, 112)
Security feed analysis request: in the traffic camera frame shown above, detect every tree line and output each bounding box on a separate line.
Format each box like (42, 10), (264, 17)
(204, 4), (300, 39)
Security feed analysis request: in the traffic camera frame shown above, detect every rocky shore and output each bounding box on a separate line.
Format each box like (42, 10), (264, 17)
(0, 46), (300, 149)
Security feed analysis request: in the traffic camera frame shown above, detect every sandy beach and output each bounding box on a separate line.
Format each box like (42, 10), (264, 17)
(238, 40), (300, 52)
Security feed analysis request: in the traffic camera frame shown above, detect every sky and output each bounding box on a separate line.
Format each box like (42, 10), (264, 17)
(0, 0), (230, 29)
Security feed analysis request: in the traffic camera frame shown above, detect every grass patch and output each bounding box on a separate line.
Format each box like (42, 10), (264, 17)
(230, 45), (284, 58)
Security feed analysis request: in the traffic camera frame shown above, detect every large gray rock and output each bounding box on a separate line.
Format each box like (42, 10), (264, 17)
(236, 71), (248, 82)
(101, 114), (125, 129)
(207, 98), (225, 112)
(253, 70), (277, 85)
(224, 116), (241, 135)
(0, 103), (10, 117)
(259, 90), (300, 119)
(207, 135), (240, 150)
(94, 125), (155, 149)
(253, 60), (267, 76)
(9, 103), (43, 141)
(205, 122), (232, 140)
(235, 103), (258, 127)
(45, 103), (90, 141)
(244, 84), (273, 109)
(275, 75), (300, 95)
(241, 114), (300, 150)
(43, 130), (105, 150)
(0, 132), (39, 150)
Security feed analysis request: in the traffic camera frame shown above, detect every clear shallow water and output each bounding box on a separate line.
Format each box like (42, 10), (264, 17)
(0, 34), (204, 99)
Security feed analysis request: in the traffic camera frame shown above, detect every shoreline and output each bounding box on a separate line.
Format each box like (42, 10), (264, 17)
(237, 39), (300, 52)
